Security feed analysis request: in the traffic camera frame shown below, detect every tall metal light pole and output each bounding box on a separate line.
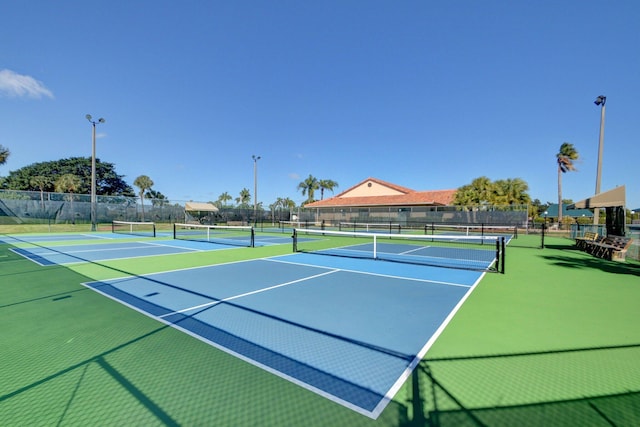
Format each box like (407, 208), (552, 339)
(252, 155), (261, 224)
(86, 114), (105, 231)
(593, 96), (606, 225)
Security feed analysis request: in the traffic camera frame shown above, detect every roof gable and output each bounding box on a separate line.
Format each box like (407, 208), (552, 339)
(336, 177), (414, 199)
(306, 177), (456, 208)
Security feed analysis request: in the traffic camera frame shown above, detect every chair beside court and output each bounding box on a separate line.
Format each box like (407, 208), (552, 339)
(574, 231), (598, 251)
(580, 234), (634, 262)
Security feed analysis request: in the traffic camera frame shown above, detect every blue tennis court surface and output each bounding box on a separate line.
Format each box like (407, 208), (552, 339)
(83, 253), (484, 418)
(10, 240), (237, 266)
(0, 232), (134, 244)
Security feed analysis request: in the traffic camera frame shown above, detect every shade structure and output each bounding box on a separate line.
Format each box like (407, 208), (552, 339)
(568, 185), (626, 209)
(185, 202), (219, 212)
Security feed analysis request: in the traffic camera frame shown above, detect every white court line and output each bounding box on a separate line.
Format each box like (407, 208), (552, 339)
(265, 256), (471, 288)
(136, 240), (209, 251)
(159, 269), (340, 318)
(369, 270), (487, 419)
(398, 245), (428, 255)
(28, 244), (179, 256)
(80, 233), (113, 240)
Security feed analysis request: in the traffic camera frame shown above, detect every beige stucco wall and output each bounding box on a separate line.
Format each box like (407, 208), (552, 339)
(340, 180), (405, 198)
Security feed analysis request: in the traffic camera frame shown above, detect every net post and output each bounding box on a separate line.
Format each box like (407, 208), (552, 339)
(500, 236), (506, 273)
(292, 229), (298, 252)
(111, 221), (115, 234)
(152, 223), (156, 238)
(373, 234), (377, 259)
(173, 223), (177, 240)
(250, 227), (255, 247)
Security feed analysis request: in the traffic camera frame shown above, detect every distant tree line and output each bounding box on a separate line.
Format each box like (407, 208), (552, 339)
(1, 157), (135, 196)
(0, 144), (614, 225)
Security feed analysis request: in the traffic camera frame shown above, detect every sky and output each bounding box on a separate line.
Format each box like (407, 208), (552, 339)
(1, 1), (639, 210)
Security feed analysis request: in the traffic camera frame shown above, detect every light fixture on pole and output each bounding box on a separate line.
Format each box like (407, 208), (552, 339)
(252, 155), (261, 224)
(86, 114), (105, 231)
(593, 95), (606, 225)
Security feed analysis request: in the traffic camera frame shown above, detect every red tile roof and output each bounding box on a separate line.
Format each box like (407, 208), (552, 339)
(305, 177), (457, 208)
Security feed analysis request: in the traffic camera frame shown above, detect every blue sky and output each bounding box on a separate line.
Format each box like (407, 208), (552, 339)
(1, 1), (639, 209)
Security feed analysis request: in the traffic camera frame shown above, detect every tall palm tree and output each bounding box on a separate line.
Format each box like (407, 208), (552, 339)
(297, 174), (319, 204)
(556, 142), (579, 225)
(30, 175), (50, 210)
(0, 144), (9, 166)
(133, 175), (154, 221)
(318, 179), (338, 200)
(55, 173), (82, 221)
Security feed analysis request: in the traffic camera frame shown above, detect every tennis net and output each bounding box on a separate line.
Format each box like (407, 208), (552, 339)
(173, 223), (255, 247)
(338, 222), (402, 233)
(112, 220), (157, 237)
(426, 223), (516, 239)
(278, 220), (321, 230)
(293, 228), (505, 273)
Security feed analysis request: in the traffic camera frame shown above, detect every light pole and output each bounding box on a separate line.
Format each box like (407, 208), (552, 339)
(86, 114), (105, 231)
(593, 95), (606, 225)
(252, 155), (261, 224)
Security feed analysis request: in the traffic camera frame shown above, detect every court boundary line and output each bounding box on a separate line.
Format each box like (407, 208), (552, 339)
(370, 271), (486, 418)
(265, 256), (472, 288)
(158, 269), (341, 318)
(8, 241), (212, 266)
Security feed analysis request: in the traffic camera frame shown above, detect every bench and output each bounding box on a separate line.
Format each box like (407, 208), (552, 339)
(575, 232), (598, 251)
(584, 235), (633, 261)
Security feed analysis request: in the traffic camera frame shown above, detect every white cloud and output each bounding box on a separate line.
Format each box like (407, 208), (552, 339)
(289, 173), (300, 180)
(0, 69), (54, 99)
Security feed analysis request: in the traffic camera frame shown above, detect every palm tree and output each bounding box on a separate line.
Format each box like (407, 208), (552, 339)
(270, 197), (297, 222)
(0, 144), (9, 166)
(494, 178), (530, 205)
(470, 176), (495, 205)
(236, 188), (251, 207)
(281, 197), (296, 211)
(30, 175), (50, 210)
(453, 176), (495, 207)
(216, 191), (233, 208)
(55, 173), (82, 221)
(297, 174), (319, 204)
(319, 179), (338, 200)
(556, 142), (579, 226)
(145, 189), (168, 207)
(133, 175), (154, 221)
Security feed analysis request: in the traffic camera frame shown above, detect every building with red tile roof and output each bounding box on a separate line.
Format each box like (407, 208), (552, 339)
(304, 177), (457, 209)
